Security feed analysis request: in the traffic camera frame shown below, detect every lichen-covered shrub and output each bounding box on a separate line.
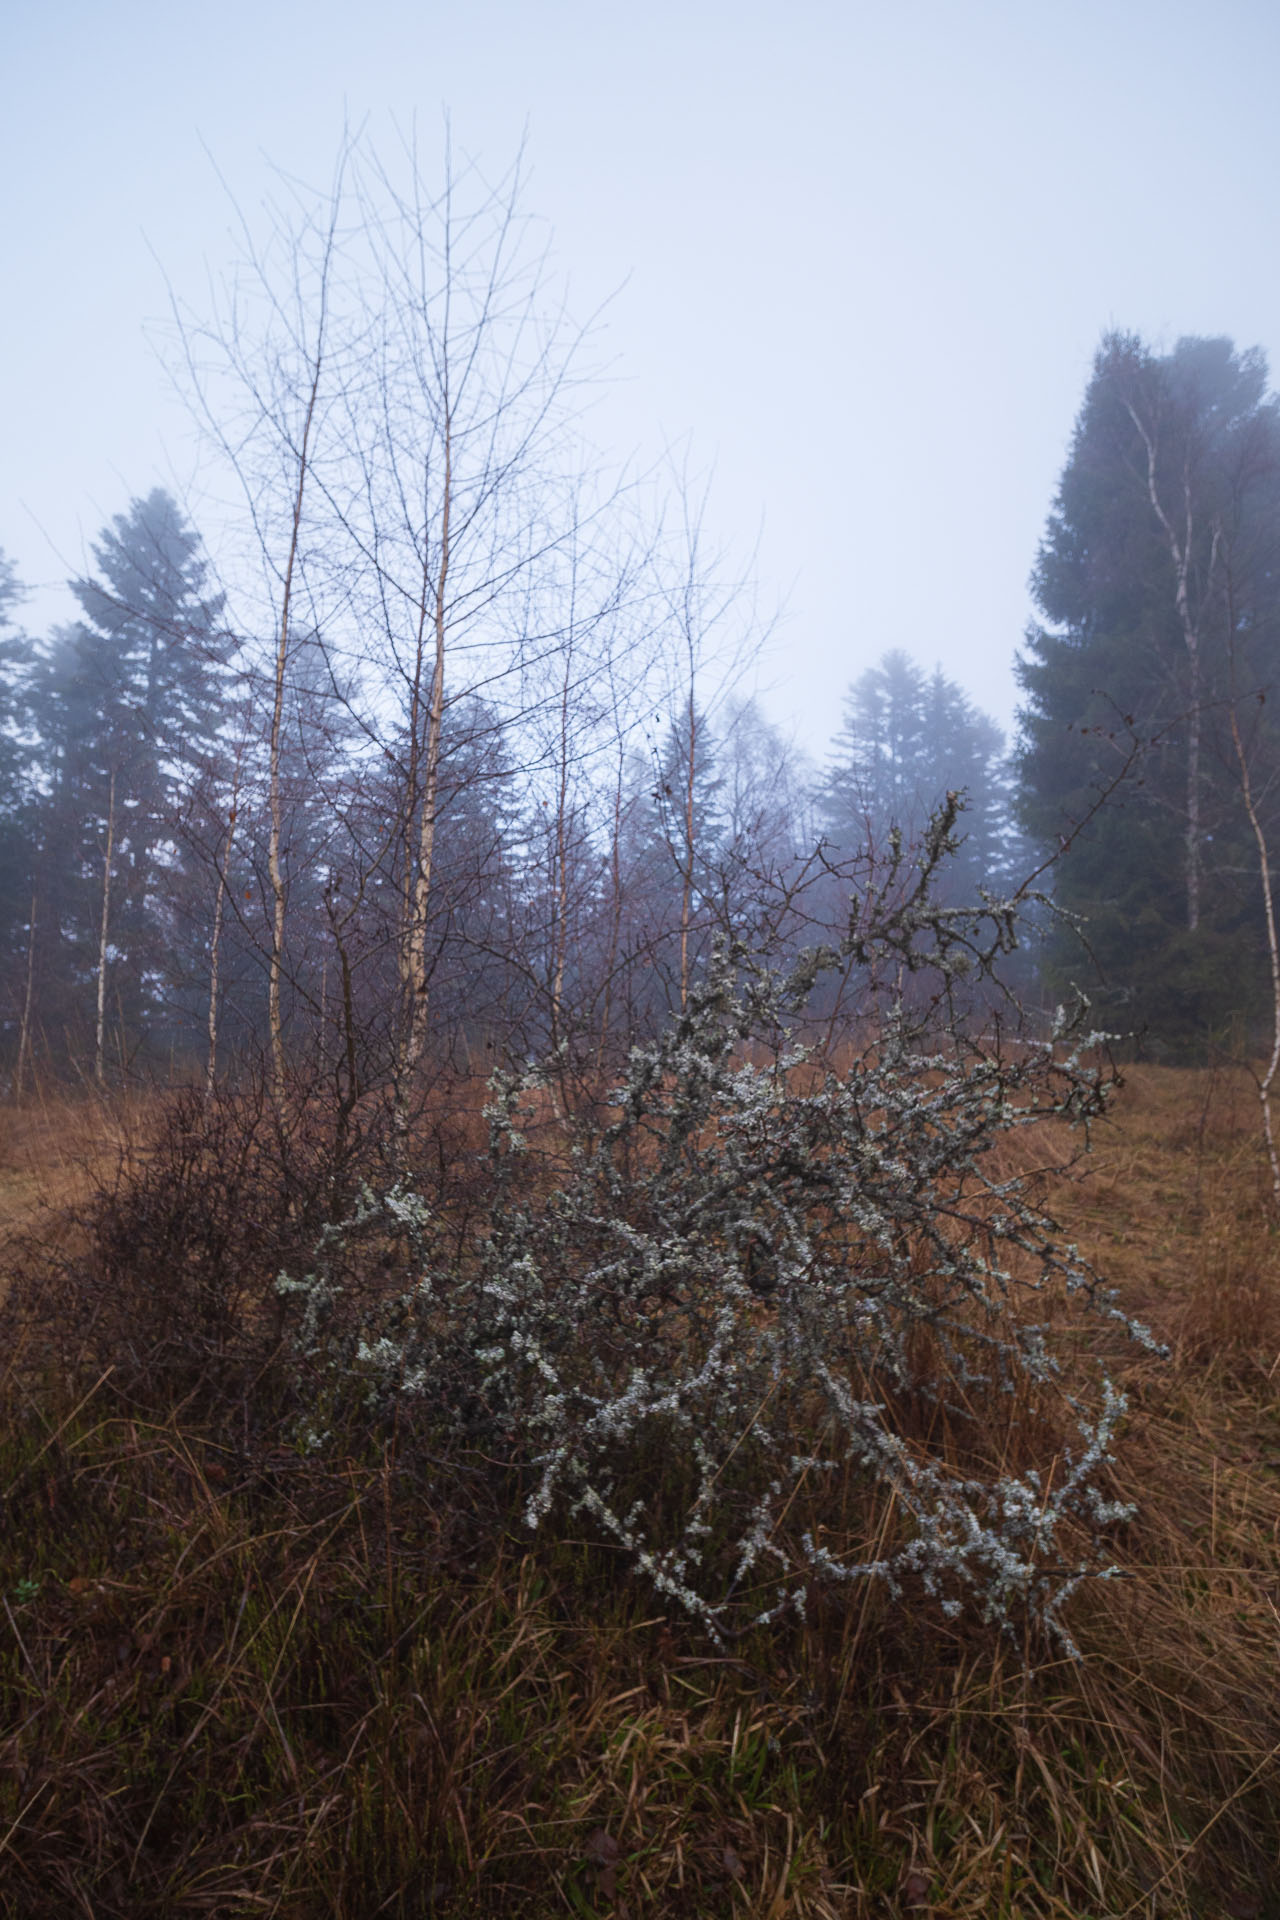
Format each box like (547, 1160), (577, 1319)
(278, 811), (1158, 1653)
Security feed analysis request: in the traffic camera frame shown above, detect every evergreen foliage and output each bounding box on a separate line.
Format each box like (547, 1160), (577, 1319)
(0, 554), (31, 984)
(22, 492), (235, 1058)
(821, 651), (1017, 904)
(1018, 333), (1280, 1052)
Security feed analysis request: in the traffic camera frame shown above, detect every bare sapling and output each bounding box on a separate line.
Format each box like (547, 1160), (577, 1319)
(165, 140), (355, 1111)
(204, 734), (246, 1100)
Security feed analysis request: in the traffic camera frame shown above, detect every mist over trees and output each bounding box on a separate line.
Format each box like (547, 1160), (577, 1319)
(0, 483), (1025, 1092)
(8, 69), (1280, 1910)
(0, 554), (29, 980)
(819, 649), (1019, 900)
(1019, 331), (1280, 1052)
(0, 139), (1030, 1100)
(1, 140), (1278, 1085)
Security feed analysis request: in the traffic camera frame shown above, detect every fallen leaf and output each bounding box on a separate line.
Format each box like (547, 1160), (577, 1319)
(584, 1831), (620, 1904)
(584, 1830), (619, 1870)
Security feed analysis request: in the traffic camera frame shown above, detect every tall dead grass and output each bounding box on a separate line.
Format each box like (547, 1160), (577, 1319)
(0, 1080), (164, 1237)
(0, 1065), (1278, 1915)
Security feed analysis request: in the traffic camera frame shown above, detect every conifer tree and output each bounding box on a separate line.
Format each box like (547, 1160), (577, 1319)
(821, 650), (1014, 903)
(26, 492), (235, 1067)
(0, 553), (34, 1077)
(619, 702), (726, 1019)
(1018, 334), (1280, 1049)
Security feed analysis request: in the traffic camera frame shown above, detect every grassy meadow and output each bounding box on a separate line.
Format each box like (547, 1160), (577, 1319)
(0, 1067), (1279, 1918)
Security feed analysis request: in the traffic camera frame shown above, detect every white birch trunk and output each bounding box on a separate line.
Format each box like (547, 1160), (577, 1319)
(1125, 402), (1214, 933)
(399, 417), (452, 1101)
(205, 800), (237, 1099)
(680, 694), (697, 1010)
(95, 767), (117, 1087)
(15, 890), (36, 1101)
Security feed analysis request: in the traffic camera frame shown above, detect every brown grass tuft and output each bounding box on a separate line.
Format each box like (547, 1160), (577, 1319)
(1, 1067), (1279, 1915)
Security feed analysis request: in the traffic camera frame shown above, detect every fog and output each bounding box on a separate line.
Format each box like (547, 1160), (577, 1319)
(6, 0), (1280, 747)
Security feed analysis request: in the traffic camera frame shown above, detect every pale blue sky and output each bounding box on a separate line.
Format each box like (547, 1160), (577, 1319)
(4, 0), (1279, 750)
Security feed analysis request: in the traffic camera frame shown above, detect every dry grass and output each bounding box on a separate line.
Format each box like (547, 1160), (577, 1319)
(1, 1067), (1279, 1916)
(0, 1082), (164, 1238)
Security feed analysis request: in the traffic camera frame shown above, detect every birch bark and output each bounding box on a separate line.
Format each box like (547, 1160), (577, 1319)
(94, 767), (117, 1086)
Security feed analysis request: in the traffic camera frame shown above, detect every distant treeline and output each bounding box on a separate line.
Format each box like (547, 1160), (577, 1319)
(0, 484), (1021, 1093)
(2, 161), (1278, 1091)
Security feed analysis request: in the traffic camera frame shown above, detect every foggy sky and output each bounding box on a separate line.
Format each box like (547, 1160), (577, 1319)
(5, 0), (1280, 752)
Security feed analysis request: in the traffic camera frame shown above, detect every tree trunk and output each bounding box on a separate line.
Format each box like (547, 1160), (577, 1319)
(1125, 402), (1216, 933)
(95, 767), (117, 1086)
(399, 416), (452, 1109)
(1225, 564), (1280, 1210)
(596, 758), (625, 1075)
(1231, 703), (1280, 1209)
(15, 890), (37, 1102)
(550, 634), (575, 1053)
(206, 801), (237, 1099)
(680, 694), (697, 1009)
(263, 195), (342, 1114)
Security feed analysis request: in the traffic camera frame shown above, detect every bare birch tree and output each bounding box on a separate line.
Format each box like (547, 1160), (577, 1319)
(336, 139), (620, 1116)
(166, 132), (764, 1106)
(167, 142), (355, 1107)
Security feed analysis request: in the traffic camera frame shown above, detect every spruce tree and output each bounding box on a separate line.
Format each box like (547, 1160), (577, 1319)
(821, 650), (1015, 904)
(1018, 334), (1280, 1051)
(27, 492), (235, 1067)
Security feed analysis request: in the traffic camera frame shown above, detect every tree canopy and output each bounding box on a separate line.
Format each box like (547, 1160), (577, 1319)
(1018, 332), (1280, 1051)
(821, 649), (1016, 903)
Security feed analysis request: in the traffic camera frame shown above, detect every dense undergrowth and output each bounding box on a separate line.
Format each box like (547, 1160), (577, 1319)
(1, 1055), (1280, 1917)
